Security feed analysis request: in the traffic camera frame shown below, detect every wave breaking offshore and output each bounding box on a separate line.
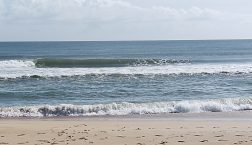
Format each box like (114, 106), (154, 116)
(34, 58), (191, 68)
(0, 59), (252, 79)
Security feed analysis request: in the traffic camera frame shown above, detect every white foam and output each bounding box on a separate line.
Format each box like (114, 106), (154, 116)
(1, 97), (252, 117)
(0, 60), (35, 68)
(0, 60), (252, 79)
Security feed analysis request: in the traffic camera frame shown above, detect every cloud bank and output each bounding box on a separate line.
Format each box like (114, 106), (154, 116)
(0, 0), (252, 41)
(0, 0), (224, 22)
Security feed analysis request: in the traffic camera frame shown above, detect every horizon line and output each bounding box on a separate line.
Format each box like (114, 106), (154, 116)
(0, 38), (252, 42)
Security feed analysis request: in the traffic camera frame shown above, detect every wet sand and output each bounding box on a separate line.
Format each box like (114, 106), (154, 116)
(1, 112), (252, 145)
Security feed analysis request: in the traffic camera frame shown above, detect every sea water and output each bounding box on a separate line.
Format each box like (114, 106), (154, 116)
(0, 40), (252, 117)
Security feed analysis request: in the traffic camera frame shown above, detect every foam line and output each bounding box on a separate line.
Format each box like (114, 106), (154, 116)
(1, 97), (252, 117)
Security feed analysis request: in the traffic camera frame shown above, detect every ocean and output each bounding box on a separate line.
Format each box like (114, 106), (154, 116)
(0, 40), (252, 117)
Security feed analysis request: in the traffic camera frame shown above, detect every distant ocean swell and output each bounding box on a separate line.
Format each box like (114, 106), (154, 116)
(0, 58), (190, 68)
(35, 58), (191, 68)
(1, 97), (252, 117)
(0, 59), (252, 79)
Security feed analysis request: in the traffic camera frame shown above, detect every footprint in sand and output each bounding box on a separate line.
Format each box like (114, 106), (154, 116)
(194, 134), (202, 137)
(235, 135), (244, 137)
(37, 140), (50, 143)
(71, 139), (76, 142)
(177, 140), (185, 143)
(160, 141), (168, 144)
(79, 137), (88, 140)
(51, 142), (58, 145)
(37, 132), (46, 135)
(57, 131), (66, 136)
(218, 139), (228, 142)
(67, 135), (74, 139)
(117, 135), (126, 138)
(215, 135), (224, 138)
(58, 140), (65, 143)
(136, 136), (146, 138)
(155, 135), (163, 137)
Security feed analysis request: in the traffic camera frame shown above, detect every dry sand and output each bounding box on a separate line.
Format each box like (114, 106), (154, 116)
(1, 112), (252, 145)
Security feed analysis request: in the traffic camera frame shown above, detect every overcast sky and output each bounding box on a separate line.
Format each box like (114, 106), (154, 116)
(1, 0), (252, 41)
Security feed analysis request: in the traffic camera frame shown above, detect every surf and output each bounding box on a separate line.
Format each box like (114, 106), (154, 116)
(34, 58), (191, 68)
(0, 59), (252, 79)
(1, 97), (252, 117)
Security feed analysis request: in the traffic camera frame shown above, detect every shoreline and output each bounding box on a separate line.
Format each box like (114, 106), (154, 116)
(1, 110), (252, 121)
(1, 97), (252, 118)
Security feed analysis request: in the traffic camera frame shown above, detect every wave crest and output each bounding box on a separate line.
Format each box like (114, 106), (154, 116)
(0, 60), (35, 68)
(1, 97), (252, 117)
(0, 59), (252, 79)
(35, 58), (190, 68)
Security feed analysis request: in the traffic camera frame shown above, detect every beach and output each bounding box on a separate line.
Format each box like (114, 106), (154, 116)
(1, 0), (252, 144)
(1, 112), (252, 145)
(1, 41), (252, 144)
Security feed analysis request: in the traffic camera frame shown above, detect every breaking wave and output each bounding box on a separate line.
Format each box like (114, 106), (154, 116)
(1, 97), (252, 117)
(35, 58), (190, 68)
(0, 60), (35, 68)
(0, 59), (252, 79)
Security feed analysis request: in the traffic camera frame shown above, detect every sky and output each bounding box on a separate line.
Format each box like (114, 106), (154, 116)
(0, 0), (252, 41)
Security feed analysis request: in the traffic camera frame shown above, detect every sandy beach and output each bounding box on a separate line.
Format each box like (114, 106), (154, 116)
(1, 112), (252, 145)
(1, 0), (252, 144)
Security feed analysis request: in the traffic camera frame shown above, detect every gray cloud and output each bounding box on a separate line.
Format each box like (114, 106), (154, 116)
(0, 0), (252, 41)
(0, 0), (226, 22)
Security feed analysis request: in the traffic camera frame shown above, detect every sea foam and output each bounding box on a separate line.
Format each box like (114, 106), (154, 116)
(0, 59), (252, 79)
(1, 97), (252, 117)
